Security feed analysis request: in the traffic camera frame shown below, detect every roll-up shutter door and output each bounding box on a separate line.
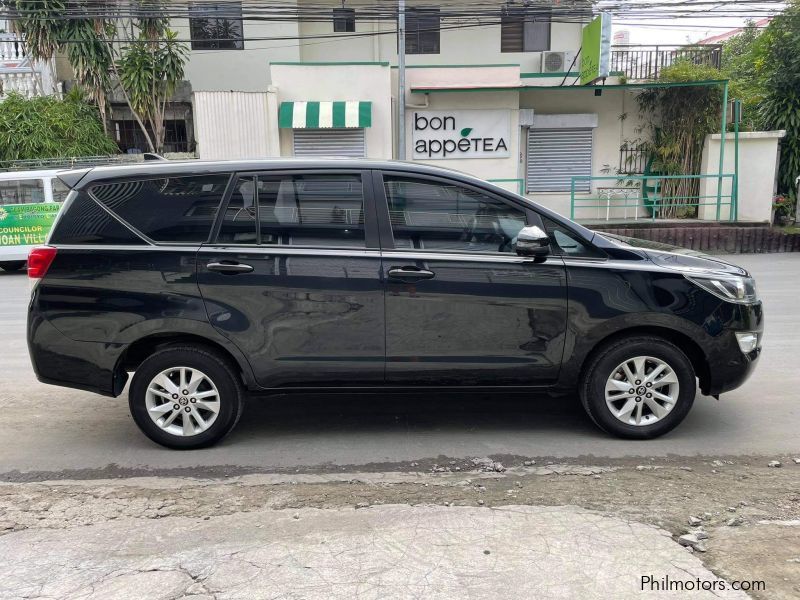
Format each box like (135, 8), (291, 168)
(293, 128), (366, 158)
(526, 127), (592, 193)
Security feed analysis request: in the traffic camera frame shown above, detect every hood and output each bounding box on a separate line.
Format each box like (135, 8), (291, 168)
(597, 232), (749, 277)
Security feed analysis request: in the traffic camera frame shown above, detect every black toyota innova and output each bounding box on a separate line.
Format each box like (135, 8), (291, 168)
(26, 160), (763, 449)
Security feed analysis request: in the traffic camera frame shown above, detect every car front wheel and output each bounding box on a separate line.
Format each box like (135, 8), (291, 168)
(129, 346), (245, 449)
(580, 336), (696, 439)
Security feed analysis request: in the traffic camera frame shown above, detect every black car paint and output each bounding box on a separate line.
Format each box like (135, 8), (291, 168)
(28, 159), (762, 400)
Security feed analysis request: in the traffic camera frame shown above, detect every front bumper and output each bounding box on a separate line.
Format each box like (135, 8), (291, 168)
(701, 301), (763, 396)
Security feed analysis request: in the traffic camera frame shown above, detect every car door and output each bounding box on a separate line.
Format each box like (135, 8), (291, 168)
(374, 171), (568, 387)
(196, 169), (385, 388)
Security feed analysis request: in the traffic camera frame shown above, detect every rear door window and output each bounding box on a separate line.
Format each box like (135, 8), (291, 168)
(218, 173), (366, 247)
(90, 174), (231, 243)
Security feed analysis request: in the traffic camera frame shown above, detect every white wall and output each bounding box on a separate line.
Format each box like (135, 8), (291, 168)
(699, 131), (785, 223)
(518, 88), (644, 217)
(176, 1), (587, 93)
(271, 64), (393, 159)
(172, 18), (301, 91)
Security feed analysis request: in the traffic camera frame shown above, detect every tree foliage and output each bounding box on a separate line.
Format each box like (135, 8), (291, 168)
(9, 0), (188, 152)
(719, 5), (800, 198)
(117, 29), (188, 152)
(756, 3), (800, 198)
(636, 62), (724, 217)
(0, 92), (118, 163)
(721, 20), (764, 131)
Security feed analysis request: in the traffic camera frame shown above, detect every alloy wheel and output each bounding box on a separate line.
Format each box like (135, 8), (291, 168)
(604, 356), (680, 426)
(145, 367), (221, 437)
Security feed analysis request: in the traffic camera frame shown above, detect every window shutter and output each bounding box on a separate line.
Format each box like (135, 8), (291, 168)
(526, 128), (593, 193)
(292, 128), (366, 158)
(500, 15), (523, 52)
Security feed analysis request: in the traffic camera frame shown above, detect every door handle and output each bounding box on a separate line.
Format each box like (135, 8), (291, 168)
(207, 261), (254, 274)
(387, 266), (435, 282)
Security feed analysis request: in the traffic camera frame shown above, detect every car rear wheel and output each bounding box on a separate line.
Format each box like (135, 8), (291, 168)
(129, 346), (245, 449)
(0, 261), (26, 272)
(580, 336), (696, 439)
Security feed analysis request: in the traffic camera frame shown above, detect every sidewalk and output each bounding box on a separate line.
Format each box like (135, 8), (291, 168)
(0, 502), (747, 600)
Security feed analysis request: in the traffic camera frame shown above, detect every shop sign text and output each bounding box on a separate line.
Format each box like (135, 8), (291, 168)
(412, 110), (511, 160)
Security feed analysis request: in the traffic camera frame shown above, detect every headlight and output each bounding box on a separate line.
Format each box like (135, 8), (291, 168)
(685, 274), (758, 304)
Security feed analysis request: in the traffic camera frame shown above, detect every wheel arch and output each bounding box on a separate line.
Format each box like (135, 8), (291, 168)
(117, 332), (258, 391)
(577, 326), (711, 395)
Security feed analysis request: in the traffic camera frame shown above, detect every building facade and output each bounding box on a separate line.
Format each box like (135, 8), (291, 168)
(184, 0), (665, 218)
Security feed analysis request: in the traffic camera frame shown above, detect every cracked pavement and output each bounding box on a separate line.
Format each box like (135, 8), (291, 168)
(0, 503), (749, 600)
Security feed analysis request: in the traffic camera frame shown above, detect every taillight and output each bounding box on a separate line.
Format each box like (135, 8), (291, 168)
(28, 246), (57, 279)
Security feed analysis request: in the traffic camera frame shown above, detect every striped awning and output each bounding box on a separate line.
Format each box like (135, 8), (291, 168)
(279, 101), (372, 129)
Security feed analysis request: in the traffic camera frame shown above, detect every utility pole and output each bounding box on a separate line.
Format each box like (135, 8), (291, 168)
(397, 0), (406, 160)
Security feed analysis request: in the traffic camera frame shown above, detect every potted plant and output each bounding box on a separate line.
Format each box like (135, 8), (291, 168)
(772, 195), (796, 226)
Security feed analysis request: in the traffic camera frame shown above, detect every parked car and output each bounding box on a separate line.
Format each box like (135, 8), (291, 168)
(0, 169), (70, 271)
(26, 160), (763, 449)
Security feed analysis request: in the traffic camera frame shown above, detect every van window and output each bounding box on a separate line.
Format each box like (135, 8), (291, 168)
(0, 179), (45, 205)
(218, 173), (366, 247)
(91, 174), (231, 243)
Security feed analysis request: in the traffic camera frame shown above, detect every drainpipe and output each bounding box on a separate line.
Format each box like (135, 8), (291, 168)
(397, 0), (406, 160)
(716, 81), (729, 221)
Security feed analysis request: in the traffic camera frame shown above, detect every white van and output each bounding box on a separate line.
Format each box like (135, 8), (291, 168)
(0, 169), (70, 271)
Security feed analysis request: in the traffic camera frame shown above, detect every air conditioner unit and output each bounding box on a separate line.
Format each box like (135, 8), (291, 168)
(541, 51), (576, 74)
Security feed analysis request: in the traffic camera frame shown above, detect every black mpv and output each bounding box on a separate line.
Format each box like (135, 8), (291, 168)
(27, 160), (763, 449)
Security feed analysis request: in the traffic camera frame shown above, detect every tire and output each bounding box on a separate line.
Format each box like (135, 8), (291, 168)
(129, 346), (245, 449)
(0, 261), (26, 272)
(579, 335), (696, 439)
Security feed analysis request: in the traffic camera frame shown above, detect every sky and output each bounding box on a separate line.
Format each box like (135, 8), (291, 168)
(603, 1), (786, 44)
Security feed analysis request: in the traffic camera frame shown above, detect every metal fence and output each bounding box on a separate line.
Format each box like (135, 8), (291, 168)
(570, 174), (737, 223)
(618, 142), (649, 175)
(611, 44), (723, 80)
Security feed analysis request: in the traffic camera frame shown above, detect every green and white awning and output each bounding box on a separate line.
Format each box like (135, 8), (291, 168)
(279, 101), (372, 129)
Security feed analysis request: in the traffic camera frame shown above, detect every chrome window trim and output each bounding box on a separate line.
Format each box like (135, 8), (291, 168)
(49, 244), (559, 264)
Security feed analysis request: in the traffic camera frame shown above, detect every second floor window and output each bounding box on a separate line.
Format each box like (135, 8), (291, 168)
(333, 7), (356, 32)
(501, 6), (550, 53)
(405, 7), (440, 55)
(189, 2), (244, 50)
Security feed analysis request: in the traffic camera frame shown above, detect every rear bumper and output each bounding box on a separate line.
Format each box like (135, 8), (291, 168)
(28, 316), (128, 397)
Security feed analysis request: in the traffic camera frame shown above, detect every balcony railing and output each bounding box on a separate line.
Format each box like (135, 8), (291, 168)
(0, 34), (27, 66)
(611, 44), (723, 81)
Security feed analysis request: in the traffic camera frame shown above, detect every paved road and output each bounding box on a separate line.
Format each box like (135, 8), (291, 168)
(0, 253), (797, 476)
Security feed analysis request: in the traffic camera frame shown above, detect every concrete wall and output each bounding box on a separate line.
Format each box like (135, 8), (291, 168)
(271, 64), (393, 159)
(699, 131), (785, 223)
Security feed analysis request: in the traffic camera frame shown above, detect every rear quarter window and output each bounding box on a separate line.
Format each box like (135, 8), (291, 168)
(90, 174), (231, 243)
(48, 192), (147, 245)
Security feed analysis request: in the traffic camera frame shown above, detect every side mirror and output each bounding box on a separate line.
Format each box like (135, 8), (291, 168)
(515, 225), (551, 258)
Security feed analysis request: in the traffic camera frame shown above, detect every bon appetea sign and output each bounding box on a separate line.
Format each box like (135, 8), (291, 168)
(412, 110), (511, 160)
(0, 203), (60, 247)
